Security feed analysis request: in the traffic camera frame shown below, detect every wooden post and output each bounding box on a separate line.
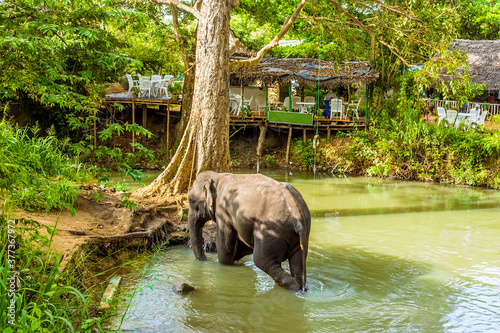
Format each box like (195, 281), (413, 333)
(265, 86), (268, 117)
(132, 101), (135, 152)
(240, 70), (244, 119)
(167, 102), (170, 159)
(327, 126), (331, 141)
(303, 129), (307, 144)
(256, 122), (268, 173)
(285, 126), (292, 164)
(142, 104), (147, 128)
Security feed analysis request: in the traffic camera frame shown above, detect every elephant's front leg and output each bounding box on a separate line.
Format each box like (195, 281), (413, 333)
(216, 222), (238, 265)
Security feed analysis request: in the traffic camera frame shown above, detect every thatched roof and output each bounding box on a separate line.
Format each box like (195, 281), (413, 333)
(230, 58), (379, 89)
(450, 39), (500, 90)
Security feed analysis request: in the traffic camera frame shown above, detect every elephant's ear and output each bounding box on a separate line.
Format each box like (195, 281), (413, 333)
(203, 181), (215, 219)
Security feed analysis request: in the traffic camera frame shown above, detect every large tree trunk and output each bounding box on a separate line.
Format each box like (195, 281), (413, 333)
(134, 0), (232, 197)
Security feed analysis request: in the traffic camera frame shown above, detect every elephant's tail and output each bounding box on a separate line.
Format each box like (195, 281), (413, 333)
(299, 231), (308, 291)
(281, 182), (311, 291)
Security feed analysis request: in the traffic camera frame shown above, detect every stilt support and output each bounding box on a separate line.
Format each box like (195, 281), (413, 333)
(286, 126), (292, 165)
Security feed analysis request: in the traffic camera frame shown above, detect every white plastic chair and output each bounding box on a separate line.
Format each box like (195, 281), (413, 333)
(465, 108), (480, 128)
(150, 75), (162, 97)
(437, 107), (446, 125)
(304, 96), (315, 104)
(282, 97), (291, 111)
(291, 96), (301, 112)
(330, 98), (343, 119)
(347, 99), (361, 119)
(230, 94), (241, 115)
(159, 75), (175, 98)
(138, 76), (151, 97)
(471, 110), (488, 129)
(249, 95), (266, 115)
(445, 110), (457, 127)
(125, 74), (139, 93)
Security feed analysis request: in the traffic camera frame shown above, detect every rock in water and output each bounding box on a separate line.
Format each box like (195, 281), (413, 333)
(172, 282), (195, 294)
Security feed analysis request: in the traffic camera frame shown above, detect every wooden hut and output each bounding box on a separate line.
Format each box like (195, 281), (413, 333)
(230, 57), (379, 125)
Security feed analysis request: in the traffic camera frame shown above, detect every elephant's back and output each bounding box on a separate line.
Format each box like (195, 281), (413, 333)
(219, 173), (304, 224)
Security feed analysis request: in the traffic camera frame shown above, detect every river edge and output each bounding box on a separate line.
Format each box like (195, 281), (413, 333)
(10, 124), (500, 326)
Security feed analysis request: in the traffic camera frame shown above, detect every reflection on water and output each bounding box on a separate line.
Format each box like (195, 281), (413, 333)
(110, 170), (500, 332)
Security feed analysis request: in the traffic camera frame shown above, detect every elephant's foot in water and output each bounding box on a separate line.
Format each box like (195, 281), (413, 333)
(261, 263), (303, 291)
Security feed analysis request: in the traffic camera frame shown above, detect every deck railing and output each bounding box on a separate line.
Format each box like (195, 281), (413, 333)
(422, 99), (500, 117)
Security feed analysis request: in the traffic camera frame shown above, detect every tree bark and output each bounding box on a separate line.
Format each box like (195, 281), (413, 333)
(134, 0), (232, 197)
(174, 65), (195, 140)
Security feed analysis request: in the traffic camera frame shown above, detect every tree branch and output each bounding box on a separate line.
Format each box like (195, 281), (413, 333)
(229, 0), (308, 72)
(152, 0), (200, 19)
(354, 0), (424, 24)
(326, 0), (418, 71)
(169, 4), (193, 66)
(229, 31), (240, 56)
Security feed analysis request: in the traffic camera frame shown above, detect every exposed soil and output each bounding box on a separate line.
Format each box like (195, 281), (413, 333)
(13, 185), (195, 270)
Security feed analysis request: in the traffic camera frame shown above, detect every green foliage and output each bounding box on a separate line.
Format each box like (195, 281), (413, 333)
(241, 105), (252, 117)
(0, 0), (139, 116)
(167, 82), (183, 95)
(0, 119), (91, 213)
(343, 112), (500, 187)
(457, 0), (500, 39)
(291, 139), (326, 170)
(120, 192), (138, 213)
(73, 122), (157, 170)
(264, 154), (276, 167)
(0, 212), (104, 332)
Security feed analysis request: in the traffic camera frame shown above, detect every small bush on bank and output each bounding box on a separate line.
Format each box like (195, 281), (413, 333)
(316, 113), (500, 188)
(0, 119), (91, 213)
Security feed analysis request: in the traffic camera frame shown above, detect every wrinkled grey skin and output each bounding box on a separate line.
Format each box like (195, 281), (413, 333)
(188, 171), (311, 291)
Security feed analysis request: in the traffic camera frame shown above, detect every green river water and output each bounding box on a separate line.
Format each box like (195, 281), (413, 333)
(109, 170), (500, 332)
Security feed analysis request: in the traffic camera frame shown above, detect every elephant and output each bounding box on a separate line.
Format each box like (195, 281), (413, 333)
(188, 171), (311, 291)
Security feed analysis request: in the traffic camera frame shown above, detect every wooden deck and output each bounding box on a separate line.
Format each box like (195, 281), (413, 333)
(103, 95), (366, 154)
(229, 114), (366, 138)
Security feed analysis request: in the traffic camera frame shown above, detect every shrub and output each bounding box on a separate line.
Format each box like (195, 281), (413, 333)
(0, 119), (90, 213)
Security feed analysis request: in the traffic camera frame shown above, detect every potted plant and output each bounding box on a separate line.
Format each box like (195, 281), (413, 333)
(242, 105), (252, 117)
(168, 82), (183, 102)
(345, 105), (358, 120)
(131, 86), (140, 99)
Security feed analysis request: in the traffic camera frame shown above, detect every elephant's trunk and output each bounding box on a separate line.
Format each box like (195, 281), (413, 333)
(189, 209), (207, 261)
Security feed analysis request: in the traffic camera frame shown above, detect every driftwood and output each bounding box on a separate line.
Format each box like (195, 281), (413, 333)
(88, 203), (186, 250)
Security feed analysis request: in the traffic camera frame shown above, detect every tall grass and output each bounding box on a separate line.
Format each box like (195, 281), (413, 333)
(0, 208), (105, 332)
(0, 119), (91, 213)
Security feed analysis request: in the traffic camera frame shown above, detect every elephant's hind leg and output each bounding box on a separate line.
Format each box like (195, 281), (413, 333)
(253, 240), (301, 291)
(289, 249), (305, 289)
